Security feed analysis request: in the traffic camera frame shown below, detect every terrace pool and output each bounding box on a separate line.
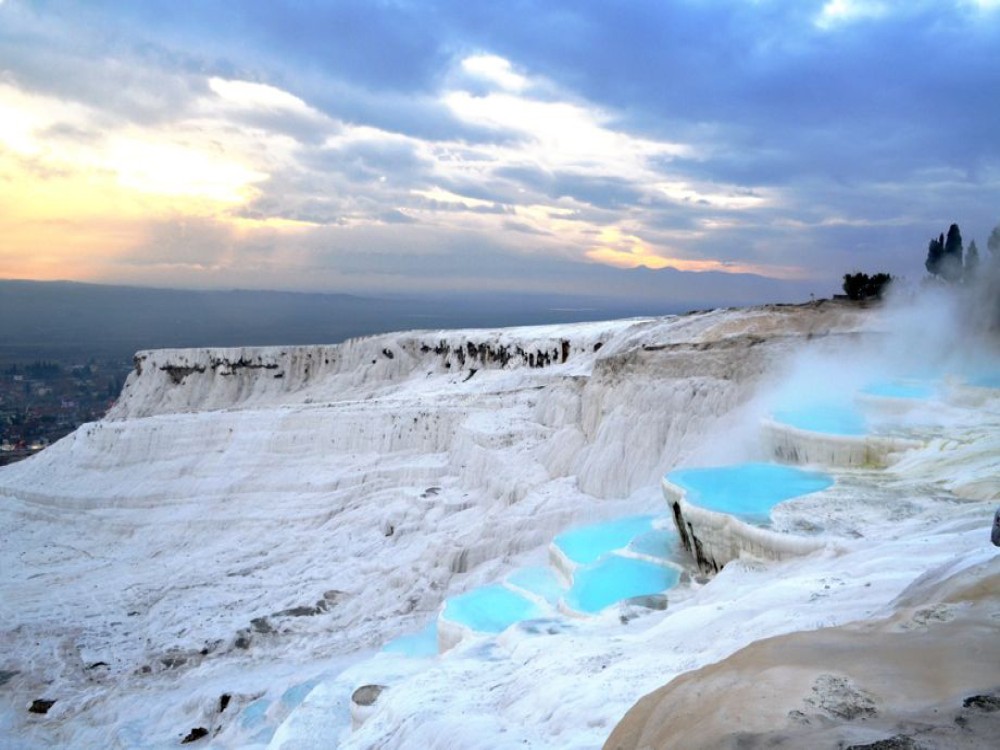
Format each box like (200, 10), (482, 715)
(627, 528), (676, 560)
(862, 380), (937, 399)
(281, 679), (321, 710)
(666, 463), (834, 521)
(773, 404), (867, 436)
(564, 555), (679, 614)
(382, 620), (439, 658)
(552, 515), (657, 565)
(239, 698), (270, 730)
(968, 374), (1000, 389)
(441, 585), (544, 634)
(506, 566), (565, 605)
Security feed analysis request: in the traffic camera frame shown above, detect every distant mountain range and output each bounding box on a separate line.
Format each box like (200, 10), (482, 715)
(0, 275), (817, 362)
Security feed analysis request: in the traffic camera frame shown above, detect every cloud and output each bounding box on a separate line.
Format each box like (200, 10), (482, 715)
(411, 186), (503, 212)
(816, 0), (892, 29)
(206, 77), (335, 145)
(208, 77), (313, 114)
(0, 81), (269, 204)
(129, 217), (237, 268)
(459, 54), (529, 92)
(1, 0), (998, 300)
(584, 228), (674, 270)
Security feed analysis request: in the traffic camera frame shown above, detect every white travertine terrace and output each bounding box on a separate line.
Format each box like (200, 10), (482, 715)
(760, 417), (923, 468)
(1, 300), (995, 750)
(662, 476), (828, 574)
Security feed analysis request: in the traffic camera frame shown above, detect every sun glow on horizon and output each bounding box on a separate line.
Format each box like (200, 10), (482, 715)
(585, 228), (673, 270)
(584, 227), (807, 279)
(0, 83), (269, 204)
(106, 135), (268, 203)
(3, 51), (812, 292)
(0, 79), (307, 281)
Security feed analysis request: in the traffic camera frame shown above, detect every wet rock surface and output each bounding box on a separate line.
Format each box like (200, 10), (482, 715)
(28, 698), (56, 714)
(843, 736), (919, 750)
(181, 726), (209, 743)
(351, 684), (385, 707)
(805, 674), (879, 721)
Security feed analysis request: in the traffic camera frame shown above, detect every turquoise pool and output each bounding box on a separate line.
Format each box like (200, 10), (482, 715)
(441, 585), (543, 634)
(773, 404), (867, 436)
(506, 566), (565, 605)
(627, 528), (676, 560)
(862, 380), (937, 399)
(564, 555), (679, 614)
(666, 463), (834, 520)
(968, 373), (1000, 388)
(552, 515), (657, 565)
(382, 619), (439, 658)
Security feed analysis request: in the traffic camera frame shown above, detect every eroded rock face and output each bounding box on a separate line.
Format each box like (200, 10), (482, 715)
(28, 698), (55, 714)
(351, 684), (385, 707)
(350, 684), (387, 731)
(181, 726), (209, 743)
(604, 557), (1000, 750)
(803, 674), (878, 721)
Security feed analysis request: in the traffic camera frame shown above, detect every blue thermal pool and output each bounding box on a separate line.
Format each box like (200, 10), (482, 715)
(666, 463), (834, 521)
(968, 374), (1000, 389)
(773, 404), (867, 436)
(552, 515), (656, 565)
(281, 679), (320, 710)
(861, 380), (937, 399)
(506, 566), (565, 605)
(627, 528), (676, 560)
(441, 584), (544, 633)
(239, 698), (270, 730)
(237, 698), (276, 746)
(564, 555), (679, 614)
(382, 620), (439, 658)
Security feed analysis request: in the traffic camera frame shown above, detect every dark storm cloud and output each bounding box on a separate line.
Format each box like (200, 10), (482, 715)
(443, 0), (1000, 201)
(10, 1), (998, 170)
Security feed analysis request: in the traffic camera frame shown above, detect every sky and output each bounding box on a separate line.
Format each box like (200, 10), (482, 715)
(1, 0), (999, 303)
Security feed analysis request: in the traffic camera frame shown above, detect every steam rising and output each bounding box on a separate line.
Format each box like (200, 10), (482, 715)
(693, 256), (1000, 467)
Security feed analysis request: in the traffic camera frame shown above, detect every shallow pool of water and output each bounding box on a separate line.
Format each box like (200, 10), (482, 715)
(552, 515), (656, 565)
(281, 679), (321, 710)
(968, 373), (1000, 389)
(861, 380), (937, 399)
(666, 463), (834, 520)
(773, 404), (867, 436)
(564, 555), (679, 614)
(441, 585), (544, 634)
(382, 619), (439, 658)
(627, 528), (676, 560)
(506, 566), (565, 605)
(239, 698), (270, 730)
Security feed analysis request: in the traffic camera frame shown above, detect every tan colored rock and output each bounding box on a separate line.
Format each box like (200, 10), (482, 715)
(605, 556), (1000, 750)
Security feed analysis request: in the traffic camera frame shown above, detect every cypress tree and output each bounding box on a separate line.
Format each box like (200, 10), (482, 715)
(988, 224), (1000, 257)
(926, 224), (965, 282)
(942, 223), (964, 282)
(965, 239), (980, 281)
(925, 233), (945, 276)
